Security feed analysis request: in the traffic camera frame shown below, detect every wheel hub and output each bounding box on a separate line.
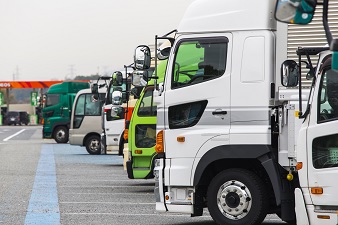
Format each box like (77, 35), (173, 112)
(90, 139), (99, 150)
(217, 180), (252, 220)
(57, 130), (65, 138)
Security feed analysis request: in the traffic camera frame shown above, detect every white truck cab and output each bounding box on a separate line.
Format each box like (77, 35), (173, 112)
(134, 0), (338, 224)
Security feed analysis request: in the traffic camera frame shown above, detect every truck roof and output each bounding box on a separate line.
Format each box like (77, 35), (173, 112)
(47, 81), (90, 94)
(178, 0), (277, 33)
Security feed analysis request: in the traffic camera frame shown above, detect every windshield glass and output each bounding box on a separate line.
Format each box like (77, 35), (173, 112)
(107, 84), (126, 104)
(46, 94), (60, 107)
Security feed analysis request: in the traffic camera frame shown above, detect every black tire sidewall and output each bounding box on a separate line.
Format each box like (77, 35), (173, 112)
(207, 169), (268, 225)
(54, 126), (69, 143)
(86, 135), (101, 155)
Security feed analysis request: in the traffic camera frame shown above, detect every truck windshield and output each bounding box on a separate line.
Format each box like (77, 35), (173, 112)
(45, 94), (60, 107)
(106, 84), (126, 104)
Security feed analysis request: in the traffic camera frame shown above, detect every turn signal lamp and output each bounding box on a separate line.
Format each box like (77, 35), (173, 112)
(135, 150), (142, 154)
(311, 187), (323, 195)
(155, 130), (164, 153)
(124, 129), (129, 141)
(296, 162), (303, 170)
(317, 215), (330, 219)
(41, 118), (44, 125)
(177, 136), (185, 142)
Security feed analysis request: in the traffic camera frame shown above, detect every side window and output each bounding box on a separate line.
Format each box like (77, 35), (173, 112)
(313, 134), (338, 169)
(84, 94), (103, 116)
(46, 94), (60, 107)
(318, 69), (338, 122)
(172, 37), (227, 88)
(135, 124), (156, 148)
(169, 100), (207, 129)
(137, 88), (157, 117)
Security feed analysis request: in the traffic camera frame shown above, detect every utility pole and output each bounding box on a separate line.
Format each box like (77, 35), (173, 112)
(68, 64), (75, 79)
(13, 66), (19, 80)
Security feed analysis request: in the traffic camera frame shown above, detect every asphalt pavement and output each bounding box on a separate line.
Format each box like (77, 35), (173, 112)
(0, 125), (286, 225)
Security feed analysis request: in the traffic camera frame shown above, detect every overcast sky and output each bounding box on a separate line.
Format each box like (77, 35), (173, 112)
(0, 0), (194, 81)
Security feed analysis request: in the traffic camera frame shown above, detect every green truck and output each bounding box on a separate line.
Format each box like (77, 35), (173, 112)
(126, 42), (203, 179)
(42, 81), (90, 143)
(126, 60), (167, 179)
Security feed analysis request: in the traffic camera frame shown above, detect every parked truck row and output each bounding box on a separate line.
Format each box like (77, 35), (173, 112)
(40, 0), (338, 224)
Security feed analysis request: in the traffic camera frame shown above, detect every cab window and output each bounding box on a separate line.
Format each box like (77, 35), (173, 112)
(137, 88), (157, 117)
(171, 37), (227, 88)
(318, 68), (338, 122)
(46, 94), (60, 107)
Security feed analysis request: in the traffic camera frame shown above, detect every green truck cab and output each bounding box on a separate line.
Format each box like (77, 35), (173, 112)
(42, 81), (90, 143)
(126, 60), (167, 179)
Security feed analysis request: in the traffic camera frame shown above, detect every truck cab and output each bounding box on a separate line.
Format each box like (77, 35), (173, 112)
(42, 81), (90, 143)
(134, 0), (338, 224)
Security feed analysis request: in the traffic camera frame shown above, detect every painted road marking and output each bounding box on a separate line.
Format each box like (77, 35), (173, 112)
(3, 129), (26, 141)
(24, 144), (60, 225)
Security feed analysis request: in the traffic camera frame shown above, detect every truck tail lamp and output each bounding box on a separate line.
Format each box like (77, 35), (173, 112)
(155, 130), (164, 153)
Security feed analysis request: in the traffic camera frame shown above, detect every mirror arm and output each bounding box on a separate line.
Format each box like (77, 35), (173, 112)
(322, 0), (333, 45)
(298, 52), (303, 118)
(162, 29), (177, 37)
(155, 35), (158, 90)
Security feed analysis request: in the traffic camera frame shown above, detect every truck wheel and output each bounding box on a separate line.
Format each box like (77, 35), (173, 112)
(54, 126), (69, 143)
(207, 168), (268, 225)
(85, 135), (101, 155)
(118, 132), (125, 156)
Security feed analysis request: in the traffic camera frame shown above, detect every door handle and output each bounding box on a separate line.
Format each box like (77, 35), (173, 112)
(212, 111), (227, 115)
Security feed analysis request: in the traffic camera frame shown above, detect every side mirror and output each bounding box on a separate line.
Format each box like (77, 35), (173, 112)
(112, 71), (123, 86)
(110, 106), (125, 120)
(132, 70), (149, 87)
(274, 0), (316, 25)
(91, 83), (98, 94)
(157, 46), (171, 60)
(134, 45), (151, 70)
(330, 39), (338, 71)
(112, 91), (122, 105)
(281, 60), (299, 87)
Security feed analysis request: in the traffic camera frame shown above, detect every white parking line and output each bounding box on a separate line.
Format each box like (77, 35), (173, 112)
(3, 129), (26, 141)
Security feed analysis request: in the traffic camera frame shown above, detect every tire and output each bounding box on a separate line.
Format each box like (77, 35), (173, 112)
(54, 126), (69, 143)
(118, 132), (125, 156)
(100, 134), (107, 155)
(207, 168), (268, 225)
(85, 135), (101, 155)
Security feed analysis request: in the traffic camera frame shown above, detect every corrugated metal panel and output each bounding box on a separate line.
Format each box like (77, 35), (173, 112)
(287, 1), (338, 87)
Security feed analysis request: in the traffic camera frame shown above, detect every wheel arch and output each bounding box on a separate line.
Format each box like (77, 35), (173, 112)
(193, 145), (282, 206)
(52, 121), (70, 133)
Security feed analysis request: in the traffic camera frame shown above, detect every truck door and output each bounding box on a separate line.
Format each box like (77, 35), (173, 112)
(162, 34), (231, 185)
(307, 57), (338, 206)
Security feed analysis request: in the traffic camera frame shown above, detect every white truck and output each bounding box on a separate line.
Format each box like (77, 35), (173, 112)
(134, 0), (338, 224)
(92, 71), (128, 155)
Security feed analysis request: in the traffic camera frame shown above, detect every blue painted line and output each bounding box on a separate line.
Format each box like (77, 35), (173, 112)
(24, 144), (60, 225)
